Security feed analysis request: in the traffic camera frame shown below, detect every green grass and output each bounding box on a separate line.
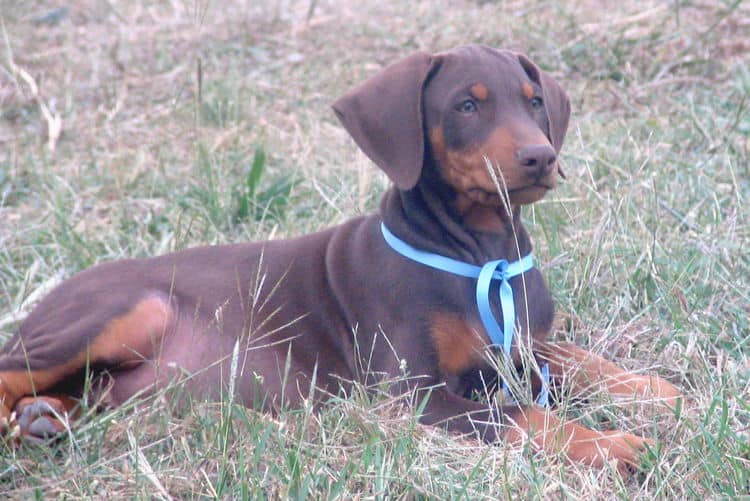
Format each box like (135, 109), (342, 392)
(1, 0), (748, 498)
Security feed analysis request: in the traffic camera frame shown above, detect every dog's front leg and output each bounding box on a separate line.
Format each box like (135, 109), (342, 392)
(536, 341), (682, 408)
(500, 403), (653, 473)
(420, 387), (652, 473)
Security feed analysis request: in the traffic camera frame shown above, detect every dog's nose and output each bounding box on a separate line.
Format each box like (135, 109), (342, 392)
(517, 145), (556, 177)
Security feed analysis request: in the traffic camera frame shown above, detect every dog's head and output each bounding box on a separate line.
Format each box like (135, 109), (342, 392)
(333, 45), (570, 211)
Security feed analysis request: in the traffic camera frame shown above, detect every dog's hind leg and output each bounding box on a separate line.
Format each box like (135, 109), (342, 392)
(0, 294), (175, 442)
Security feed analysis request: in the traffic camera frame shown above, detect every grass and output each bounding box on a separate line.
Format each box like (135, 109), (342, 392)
(0, 0), (748, 498)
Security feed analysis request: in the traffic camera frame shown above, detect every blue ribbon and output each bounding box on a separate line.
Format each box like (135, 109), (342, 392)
(381, 222), (550, 406)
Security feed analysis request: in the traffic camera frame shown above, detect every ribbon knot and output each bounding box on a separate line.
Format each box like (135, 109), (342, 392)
(381, 222), (550, 407)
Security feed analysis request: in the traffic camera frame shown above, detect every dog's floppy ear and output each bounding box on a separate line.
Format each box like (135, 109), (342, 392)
(518, 54), (571, 177)
(333, 52), (436, 190)
(539, 70), (571, 155)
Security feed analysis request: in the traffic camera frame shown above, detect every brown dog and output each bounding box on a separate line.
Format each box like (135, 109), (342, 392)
(0, 45), (680, 469)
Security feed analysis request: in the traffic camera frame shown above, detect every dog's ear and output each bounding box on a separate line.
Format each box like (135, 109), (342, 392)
(518, 54), (571, 177)
(517, 54), (571, 153)
(539, 71), (571, 155)
(333, 52), (437, 190)
(539, 70), (571, 178)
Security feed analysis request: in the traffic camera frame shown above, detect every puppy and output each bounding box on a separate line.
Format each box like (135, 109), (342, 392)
(1, 46), (680, 470)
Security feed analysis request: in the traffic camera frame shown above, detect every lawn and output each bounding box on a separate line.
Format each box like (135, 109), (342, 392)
(0, 0), (748, 498)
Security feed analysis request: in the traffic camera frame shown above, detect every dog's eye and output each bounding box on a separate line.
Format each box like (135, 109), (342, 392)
(456, 99), (478, 113)
(530, 96), (544, 109)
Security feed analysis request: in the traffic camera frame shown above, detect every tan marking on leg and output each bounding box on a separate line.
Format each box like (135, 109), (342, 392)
(0, 296), (174, 424)
(503, 405), (652, 472)
(430, 314), (486, 375)
(470, 83), (488, 101)
(537, 342), (682, 408)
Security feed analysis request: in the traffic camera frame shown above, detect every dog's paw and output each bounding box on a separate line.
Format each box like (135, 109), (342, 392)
(568, 429), (654, 475)
(13, 397), (69, 444)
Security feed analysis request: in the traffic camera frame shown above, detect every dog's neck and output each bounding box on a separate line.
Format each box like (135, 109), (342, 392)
(380, 183), (533, 264)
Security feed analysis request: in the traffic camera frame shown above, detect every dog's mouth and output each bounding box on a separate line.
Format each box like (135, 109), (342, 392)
(508, 182), (553, 194)
(467, 183), (552, 206)
(507, 184), (552, 205)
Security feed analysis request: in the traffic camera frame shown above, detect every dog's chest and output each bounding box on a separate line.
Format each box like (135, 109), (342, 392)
(428, 268), (554, 377)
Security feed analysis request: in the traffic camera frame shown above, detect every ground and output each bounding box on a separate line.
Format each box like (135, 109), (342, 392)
(0, 0), (748, 498)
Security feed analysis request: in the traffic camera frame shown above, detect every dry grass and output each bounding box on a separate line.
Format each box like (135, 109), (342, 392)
(1, 0), (748, 498)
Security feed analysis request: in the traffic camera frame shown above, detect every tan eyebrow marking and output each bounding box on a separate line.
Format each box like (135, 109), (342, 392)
(470, 83), (489, 101)
(522, 82), (535, 100)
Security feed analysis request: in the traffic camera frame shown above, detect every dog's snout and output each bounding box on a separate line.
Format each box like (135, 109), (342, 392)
(517, 145), (556, 177)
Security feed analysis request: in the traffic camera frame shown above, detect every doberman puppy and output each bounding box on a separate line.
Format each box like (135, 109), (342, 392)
(0, 45), (681, 470)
